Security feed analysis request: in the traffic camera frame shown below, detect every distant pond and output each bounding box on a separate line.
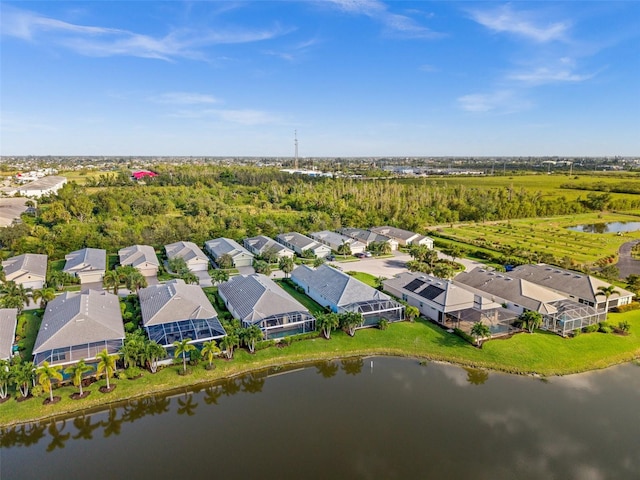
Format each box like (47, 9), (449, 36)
(2, 358), (640, 480)
(567, 221), (640, 233)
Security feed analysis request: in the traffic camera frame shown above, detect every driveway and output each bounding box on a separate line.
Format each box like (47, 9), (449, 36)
(195, 270), (213, 287)
(616, 240), (640, 278)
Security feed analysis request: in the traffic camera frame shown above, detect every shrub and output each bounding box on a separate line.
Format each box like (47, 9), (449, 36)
(453, 327), (474, 344)
(584, 324), (599, 333)
(378, 319), (389, 330)
(572, 329), (581, 338)
(598, 322), (613, 334)
(31, 385), (45, 398)
(618, 321), (631, 334)
(613, 302), (640, 313)
(188, 349), (202, 366)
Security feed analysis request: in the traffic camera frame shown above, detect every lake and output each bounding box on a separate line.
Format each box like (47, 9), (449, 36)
(2, 358), (639, 479)
(567, 221), (640, 233)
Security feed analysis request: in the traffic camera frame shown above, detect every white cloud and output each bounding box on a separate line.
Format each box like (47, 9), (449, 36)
(457, 90), (531, 114)
(152, 92), (220, 105)
(0, 5), (288, 61)
(468, 4), (570, 43)
(508, 67), (595, 85)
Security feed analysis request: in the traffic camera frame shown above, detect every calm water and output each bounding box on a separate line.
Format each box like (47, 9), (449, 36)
(2, 358), (640, 480)
(567, 221), (640, 233)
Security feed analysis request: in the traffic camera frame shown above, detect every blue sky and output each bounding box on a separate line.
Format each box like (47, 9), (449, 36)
(1, 1), (638, 157)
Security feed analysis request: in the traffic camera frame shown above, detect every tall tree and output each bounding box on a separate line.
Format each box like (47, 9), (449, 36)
(596, 285), (620, 312)
(145, 341), (166, 373)
(96, 349), (117, 391)
(103, 270), (121, 295)
(173, 338), (196, 374)
(201, 340), (221, 369)
(518, 310), (543, 333)
(220, 333), (239, 360)
(337, 240), (352, 259)
(316, 312), (340, 340)
(217, 254), (233, 269)
(12, 360), (35, 398)
(32, 287), (56, 309)
(0, 281), (30, 314)
(211, 269), (229, 285)
(339, 311), (364, 337)
(239, 325), (263, 354)
(64, 360), (93, 397)
(470, 322), (491, 346)
(37, 362), (63, 403)
(279, 257), (295, 278)
(405, 305), (420, 322)
(0, 359), (12, 400)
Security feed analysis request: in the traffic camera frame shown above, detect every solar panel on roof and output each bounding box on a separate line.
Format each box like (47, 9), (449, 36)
(404, 278), (426, 292)
(418, 285), (445, 301)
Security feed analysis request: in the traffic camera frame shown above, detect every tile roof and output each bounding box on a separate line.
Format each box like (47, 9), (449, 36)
(218, 274), (309, 323)
(139, 279), (218, 326)
(63, 248), (106, 274)
(2, 253), (48, 282)
(291, 264), (390, 308)
(118, 245), (159, 269)
(0, 309), (18, 360)
(205, 238), (253, 260)
(32, 290), (124, 355)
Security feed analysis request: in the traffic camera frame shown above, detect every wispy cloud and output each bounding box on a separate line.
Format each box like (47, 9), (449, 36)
(262, 37), (322, 62)
(151, 92), (220, 105)
(508, 57), (599, 86)
(0, 5), (288, 61)
(325, 0), (442, 39)
(457, 90), (531, 114)
(468, 4), (570, 43)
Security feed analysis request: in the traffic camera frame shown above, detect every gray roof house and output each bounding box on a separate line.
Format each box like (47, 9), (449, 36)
(165, 241), (210, 272)
(32, 290), (125, 366)
(276, 232), (332, 258)
(139, 279), (226, 349)
(291, 264), (404, 327)
(0, 309), (18, 360)
(63, 248), (106, 285)
(218, 274), (315, 339)
(205, 238), (254, 268)
(17, 176), (67, 198)
(244, 235), (295, 260)
(2, 253), (48, 290)
(370, 226), (434, 248)
(118, 245), (160, 277)
(338, 228), (399, 251)
(507, 264), (635, 311)
(384, 272), (516, 336)
(455, 267), (604, 336)
(309, 231), (367, 255)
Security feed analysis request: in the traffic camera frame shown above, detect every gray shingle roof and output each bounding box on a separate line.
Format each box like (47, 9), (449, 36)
(370, 226), (418, 241)
(205, 238), (253, 260)
(508, 264), (634, 303)
(338, 228), (393, 245)
(309, 231), (367, 250)
(63, 248), (106, 274)
(2, 253), (48, 283)
(292, 264), (390, 307)
(218, 274), (309, 323)
(165, 241), (208, 263)
(244, 236), (294, 257)
(139, 279), (218, 326)
(18, 176), (67, 192)
(32, 290), (124, 355)
(118, 245), (159, 269)
(384, 272), (477, 311)
(0, 309), (18, 360)
(276, 232), (317, 250)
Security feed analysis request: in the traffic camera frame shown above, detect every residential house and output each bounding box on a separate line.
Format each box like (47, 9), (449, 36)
(0, 309), (18, 360)
(32, 290), (125, 366)
(384, 272), (515, 336)
(370, 226), (434, 248)
(244, 235), (295, 260)
(63, 248), (106, 285)
(17, 176), (67, 198)
(205, 238), (254, 268)
(165, 241), (210, 272)
(338, 228), (399, 251)
(455, 267), (603, 336)
(218, 274), (315, 339)
(291, 264), (404, 327)
(507, 264), (635, 311)
(2, 253), (48, 290)
(139, 279), (226, 351)
(118, 245), (160, 277)
(309, 230), (367, 255)
(276, 232), (332, 258)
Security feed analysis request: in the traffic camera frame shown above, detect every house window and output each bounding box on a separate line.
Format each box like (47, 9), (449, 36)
(402, 294), (408, 301)
(51, 349), (66, 362)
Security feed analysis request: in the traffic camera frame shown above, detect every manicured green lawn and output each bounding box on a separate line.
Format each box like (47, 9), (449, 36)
(16, 310), (43, 360)
(2, 310), (638, 427)
(346, 271), (379, 287)
(275, 279), (325, 315)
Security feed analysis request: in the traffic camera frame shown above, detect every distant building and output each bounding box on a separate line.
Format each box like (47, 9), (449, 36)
(2, 253), (48, 290)
(309, 230), (367, 255)
(338, 228), (399, 251)
(370, 226), (433, 248)
(17, 176), (67, 198)
(132, 170), (158, 180)
(165, 241), (209, 272)
(244, 235), (295, 260)
(276, 232), (332, 258)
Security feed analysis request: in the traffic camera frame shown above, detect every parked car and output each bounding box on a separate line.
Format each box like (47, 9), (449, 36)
(326, 255), (335, 261)
(355, 252), (366, 259)
(364, 251), (372, 257)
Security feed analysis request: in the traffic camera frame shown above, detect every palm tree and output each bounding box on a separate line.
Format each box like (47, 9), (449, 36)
(37, 361), (63, 403)
(64, 360), (93, 397)
(339, 311), (364, 337)
(405, 305), (420, 323)
(0, 281), (31, 314)
(0, 359), (12, 400)
(220, 334), (239, 360)
(240, 325), (263, 354)
(145, 340), (166, 373)
(47, 270), (70, 291)
(96, 349), (117, 391)
(211, 269), (229, 285)
(518, 310), (543, 333)
(470, 322), (491, 346)
(201, 340), (221, 369)
(278, 257), (294, 278)
(125, 270), (147, 292)
(173, 338), (196, 374)
(217, 254), (233, 269)
(596, 285), (620, 313)
(337, 240), (352, 259)
(181, 272), (199, 285)
(316, 312), (340, 339)
(12, 361), (35, 398)
(103, 270), (121, 295)
(32, 287), (56, 309)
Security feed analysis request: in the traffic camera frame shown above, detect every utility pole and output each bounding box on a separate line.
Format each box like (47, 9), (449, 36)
(294, 130), (299, 170)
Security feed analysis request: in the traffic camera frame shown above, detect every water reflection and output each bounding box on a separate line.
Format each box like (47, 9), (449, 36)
(463, 367), (489, 385)
(567, 221), (640, 233)
(176, 393), (198, 416)
(46, 421), (70, 452)
(341, 358), (363, 375)
(315, 360), (339, 378)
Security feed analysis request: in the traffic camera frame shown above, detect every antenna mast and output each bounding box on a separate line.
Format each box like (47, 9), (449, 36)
(294, 130), (299, 170)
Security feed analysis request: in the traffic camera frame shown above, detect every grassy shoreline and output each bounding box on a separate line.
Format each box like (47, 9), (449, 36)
(2, 311), (639, 428)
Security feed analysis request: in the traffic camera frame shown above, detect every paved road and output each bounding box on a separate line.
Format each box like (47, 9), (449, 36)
(616, 240), (640, 278)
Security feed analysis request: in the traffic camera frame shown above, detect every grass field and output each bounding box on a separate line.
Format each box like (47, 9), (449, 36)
(2, 310), (638, 427)
(432, 212), (640, 265)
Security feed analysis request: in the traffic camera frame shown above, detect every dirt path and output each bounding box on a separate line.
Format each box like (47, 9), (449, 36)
(616, 240), (640, 278)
